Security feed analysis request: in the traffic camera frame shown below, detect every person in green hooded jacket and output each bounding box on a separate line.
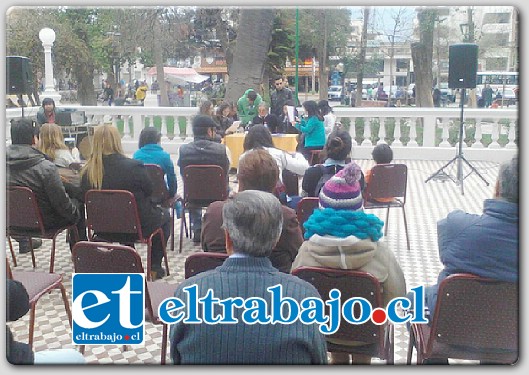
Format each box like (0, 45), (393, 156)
(236, 88), (263, 126)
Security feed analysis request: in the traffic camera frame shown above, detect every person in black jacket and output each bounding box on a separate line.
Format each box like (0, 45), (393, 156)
(177, 115), (230, 244)
(80, 124), (171, 280)
(251, 103), (280, 133)
(7, 118), (86, 250)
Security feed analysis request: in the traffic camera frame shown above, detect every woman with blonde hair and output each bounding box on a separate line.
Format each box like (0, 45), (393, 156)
(80, 124), (171, 279)
(38, 123), (80, 168)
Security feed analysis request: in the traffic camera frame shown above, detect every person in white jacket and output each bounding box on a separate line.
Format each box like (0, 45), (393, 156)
(318, 99), (337, 138)
(240, 124), (309, 183)
(291, 162), (406, 365)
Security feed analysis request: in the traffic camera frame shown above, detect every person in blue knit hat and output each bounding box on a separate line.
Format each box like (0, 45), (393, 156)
(291, 161), (406, 365)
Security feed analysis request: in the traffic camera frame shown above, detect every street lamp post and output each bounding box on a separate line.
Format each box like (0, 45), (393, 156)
(39, 27), (61, 104)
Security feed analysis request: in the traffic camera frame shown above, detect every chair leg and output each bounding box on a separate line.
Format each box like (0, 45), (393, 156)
(161, 230), (170, 277)
(385, 324), (394, 365)
(179, 207), (186, 253)
(28, 236), (37, 268)
(384, 207), (390, 236)
(406, 328), (415, 364)
(59, 284), (73, 327)
(161, 324), (168, 364)
(28, 303), (36, 349)
(146, 239), (153, 282)
(402, 207), (410, 250)
(50, 237), (57, 273)
(170, 207), (175, 251)
(8, 236), (17, 267)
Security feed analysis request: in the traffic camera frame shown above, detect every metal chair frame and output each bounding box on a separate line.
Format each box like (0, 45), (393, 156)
(179, 165), (229, 253)
(407, 273), (518, 364)
(363, 163), (410, 250)
(84, 189), (170, 281)
(7, 186), (80, 273)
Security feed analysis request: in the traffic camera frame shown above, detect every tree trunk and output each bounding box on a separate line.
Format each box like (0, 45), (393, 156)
(356, 7), (370, 107)
(74, 61), (96, 106)
(152, 11), (169, 107)
(411, 42), (433, 107)
(224, 9), (275, 104)
(411, 9), (436, 107)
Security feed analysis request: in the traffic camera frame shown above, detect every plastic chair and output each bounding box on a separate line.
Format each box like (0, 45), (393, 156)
(7, 186), (80, 273)
(407, 273), (518, 364)
(363, 164), (410, 250)
(84, 189), (170, 281)
(144, 163), (187, 251)
(6, 257), (72, 350)
(292, 266), (394, 364)
(295, 197), (320, 235)
(179, 165), (229, 253)
(71, 241), (176, 364)
(184, 252), (229, 279)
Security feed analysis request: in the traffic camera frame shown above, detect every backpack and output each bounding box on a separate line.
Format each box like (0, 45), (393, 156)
(314, 164), (341, 197)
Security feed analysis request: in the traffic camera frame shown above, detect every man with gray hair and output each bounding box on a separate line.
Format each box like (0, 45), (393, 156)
(424, 155), (518, 316)
(170, 190), (327, 364)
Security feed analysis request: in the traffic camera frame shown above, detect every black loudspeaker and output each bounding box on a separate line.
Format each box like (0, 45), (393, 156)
(448, 44), (478, 89)
(6, 56), (34, 94)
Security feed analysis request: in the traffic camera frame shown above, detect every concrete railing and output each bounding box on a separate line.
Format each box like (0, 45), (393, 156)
(6, 105), (518, 163)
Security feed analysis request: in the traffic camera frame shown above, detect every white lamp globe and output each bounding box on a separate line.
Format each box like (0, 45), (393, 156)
(39, 28), (56, 44)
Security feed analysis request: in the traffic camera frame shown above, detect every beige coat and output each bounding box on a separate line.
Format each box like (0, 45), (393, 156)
(291, 234), (406, 306)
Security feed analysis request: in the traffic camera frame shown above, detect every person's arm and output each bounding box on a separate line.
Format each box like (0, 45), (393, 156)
(163, 156), (178, 197)
(282, 150), (309, 176)
(43, 166), (80, 224)
(298, 117), (318, 134)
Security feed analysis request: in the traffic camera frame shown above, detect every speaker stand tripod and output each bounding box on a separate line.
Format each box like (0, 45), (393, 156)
(425, 88), (489, 195)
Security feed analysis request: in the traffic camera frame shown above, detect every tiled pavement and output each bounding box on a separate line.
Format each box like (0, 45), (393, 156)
(6, 158), (501, 365)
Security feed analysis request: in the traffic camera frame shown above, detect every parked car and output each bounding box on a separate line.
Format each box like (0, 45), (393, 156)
(439, 82), (456, 103)
(495, 88), (517, 106)
(327, 85), (343, 101)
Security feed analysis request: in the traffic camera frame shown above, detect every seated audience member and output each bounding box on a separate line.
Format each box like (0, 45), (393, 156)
(7, 118), (86, 252)
(214, 102), (234, 137)
(294, 100), (326, 161)
(317, 99), (336, 138)
(36, 97), (57, 125)
(177, 115), (230, 244)
(292, 162), (406, 364)
(133, 126), (177, 198)
(202, 148), (303, 273)
(237, 89), (262, 126)
(423, 156), (518, 320)
(364, 143), (394, 203)
(251, 102), (280, 133)
(38, 122), (83, 201)
(301, 129), (363, 198)
(170, 190), (328, 364)
(80, 124), (170, 280)
(242, 124), (309, 182)
(38, 123), (80, 168)
(7, 279), (86, 364)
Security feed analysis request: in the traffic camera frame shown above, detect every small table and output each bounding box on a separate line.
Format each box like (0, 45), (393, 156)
(224, 133), (299, 169)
